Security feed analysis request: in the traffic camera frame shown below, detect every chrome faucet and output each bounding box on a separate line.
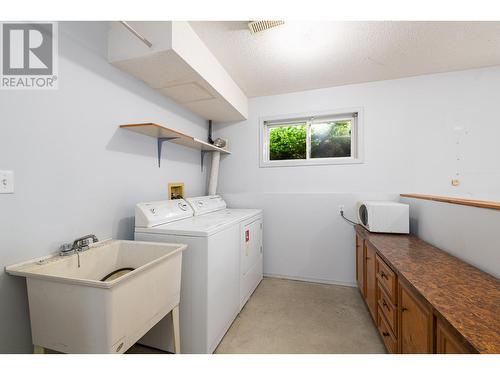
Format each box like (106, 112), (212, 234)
(71, 234), (99, 252)
(60, 234), (99, 267)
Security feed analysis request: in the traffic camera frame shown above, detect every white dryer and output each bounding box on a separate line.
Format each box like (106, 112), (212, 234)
(134, 195), (263, 354)
(185, 196), (263, 310)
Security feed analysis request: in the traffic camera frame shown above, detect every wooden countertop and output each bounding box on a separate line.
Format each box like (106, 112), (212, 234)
(355, 225), (500, 354)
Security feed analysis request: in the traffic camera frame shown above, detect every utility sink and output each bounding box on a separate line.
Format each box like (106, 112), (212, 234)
(6, 240), (186, 353)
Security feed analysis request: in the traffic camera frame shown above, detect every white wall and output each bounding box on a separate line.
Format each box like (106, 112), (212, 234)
(2, 23), (499, 353)
(0, 22), (209, 353)
(401, 197), (500, 278)
(214, 67), (500, 285)
(222, 192), (397, 286)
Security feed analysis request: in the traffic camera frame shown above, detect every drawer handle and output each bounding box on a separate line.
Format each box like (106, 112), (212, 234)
(401, 307), (408, 312)
(382, 300), (390, 310)
(380, 271), (389, 280)
(382, 332), (390, 337)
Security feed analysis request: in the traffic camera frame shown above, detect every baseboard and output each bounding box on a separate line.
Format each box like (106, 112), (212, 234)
(263, 273), (357, 288)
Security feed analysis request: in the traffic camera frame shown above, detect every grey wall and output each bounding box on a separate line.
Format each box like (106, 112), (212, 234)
(0, 22), (210, 353)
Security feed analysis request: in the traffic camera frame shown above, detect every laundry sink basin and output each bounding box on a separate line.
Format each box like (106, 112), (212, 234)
(6, 239), (186, 353)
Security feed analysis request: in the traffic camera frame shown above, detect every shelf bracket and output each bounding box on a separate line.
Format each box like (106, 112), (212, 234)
(157, 137), (179, 168)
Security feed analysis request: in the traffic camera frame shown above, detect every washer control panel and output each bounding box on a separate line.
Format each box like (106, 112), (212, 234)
(135, 199), (193, 228)
(186, 195), (226, 216)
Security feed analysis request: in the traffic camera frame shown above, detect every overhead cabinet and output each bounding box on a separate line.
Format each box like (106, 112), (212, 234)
(108, 21), (248, 122)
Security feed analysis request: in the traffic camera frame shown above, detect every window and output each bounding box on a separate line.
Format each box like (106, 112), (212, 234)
(260, 109), (362, 167)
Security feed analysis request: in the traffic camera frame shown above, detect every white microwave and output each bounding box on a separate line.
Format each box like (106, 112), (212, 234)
(357, 201), (409, 234)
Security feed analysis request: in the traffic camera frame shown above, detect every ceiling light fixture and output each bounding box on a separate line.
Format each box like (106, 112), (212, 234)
(248, 21), (285, 34)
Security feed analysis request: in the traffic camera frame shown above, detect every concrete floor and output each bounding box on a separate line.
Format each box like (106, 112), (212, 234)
(215, 278), (386, 354)
(127, 277), (386, 354)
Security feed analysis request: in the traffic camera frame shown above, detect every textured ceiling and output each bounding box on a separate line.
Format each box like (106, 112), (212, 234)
(190, 21), (500, 97)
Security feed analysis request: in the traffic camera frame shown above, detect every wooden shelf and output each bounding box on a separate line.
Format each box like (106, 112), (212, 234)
(120, 123), (230, 153)
(120, 123), (230, 168)
(400, 194), (500, 211)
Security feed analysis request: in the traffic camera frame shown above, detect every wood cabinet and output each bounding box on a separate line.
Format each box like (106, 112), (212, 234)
(356, 233), (433, 353)
(377, 307), (398, 353)
(376, 255), (397, 304)
(365, 243), (378, 321)
(399, 281), (433, 353)
(376, 255), (398, 352)
(377, 284), (397, 334)
(355, 235), (365, 297)
(355, 235), (378, 323)
(436, 319), (472, 354)
(354, 226), (494, 354)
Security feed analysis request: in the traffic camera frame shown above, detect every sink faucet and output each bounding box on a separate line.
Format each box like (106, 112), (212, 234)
(60, 234), (99, 267)
(72, 234), (99, 252)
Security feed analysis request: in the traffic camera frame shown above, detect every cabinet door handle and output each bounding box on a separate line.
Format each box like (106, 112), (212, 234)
(382, 300), (389, 310)
(382, 332), (390, 337)
(401, 307), (408, 312)
(380, 271), (388, 280)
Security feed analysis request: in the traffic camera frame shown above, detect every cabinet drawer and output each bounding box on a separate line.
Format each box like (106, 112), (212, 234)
(377, 283), (397, 334)
(377, 307), (397, 353)
(376, 255), (397, 304)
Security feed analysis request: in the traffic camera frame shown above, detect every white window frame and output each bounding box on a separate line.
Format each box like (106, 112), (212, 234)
(259, 108), (364, 168)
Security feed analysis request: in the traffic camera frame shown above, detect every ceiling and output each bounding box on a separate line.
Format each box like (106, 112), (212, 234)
(190, 21), (500, 97)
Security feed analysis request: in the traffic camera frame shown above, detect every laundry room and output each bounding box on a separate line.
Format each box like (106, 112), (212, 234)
(0, 1), (499, 374)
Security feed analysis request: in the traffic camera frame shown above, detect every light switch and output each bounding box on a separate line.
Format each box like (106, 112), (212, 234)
(0, 170), (14, 194)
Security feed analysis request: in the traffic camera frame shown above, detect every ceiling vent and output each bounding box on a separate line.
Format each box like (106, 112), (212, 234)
(248, 21), (285, 34)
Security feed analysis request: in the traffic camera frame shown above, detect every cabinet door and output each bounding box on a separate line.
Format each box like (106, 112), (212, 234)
(399, 281), (433, 353)
(436, 319), (472, 354)
(365, 243), (377, 321)
(355, 235), (366, 297)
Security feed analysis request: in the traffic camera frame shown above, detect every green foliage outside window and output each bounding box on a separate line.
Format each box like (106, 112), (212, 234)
(268, 120), (352, 161)
(269, 125), (306, 160)
(311, 121), (351, 158)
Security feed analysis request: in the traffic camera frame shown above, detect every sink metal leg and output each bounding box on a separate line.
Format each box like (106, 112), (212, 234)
(33, 345), (45, 354)
(172, 305), (180, 354)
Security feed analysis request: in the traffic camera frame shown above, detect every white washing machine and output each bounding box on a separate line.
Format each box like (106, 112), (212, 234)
(134, 195), (262, 354)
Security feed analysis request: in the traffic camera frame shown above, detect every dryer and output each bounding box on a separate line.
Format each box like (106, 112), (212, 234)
(185, 196), (263, 310)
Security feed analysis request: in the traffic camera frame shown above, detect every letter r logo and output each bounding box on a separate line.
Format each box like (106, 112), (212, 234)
(2, 23), (53, 75)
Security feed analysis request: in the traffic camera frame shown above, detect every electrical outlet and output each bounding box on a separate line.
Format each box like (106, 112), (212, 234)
(338, 205), (345, 214)
(0, 170), (14, 194)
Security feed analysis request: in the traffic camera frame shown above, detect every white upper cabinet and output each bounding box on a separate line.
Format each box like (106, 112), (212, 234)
(108, 21), (248, 122)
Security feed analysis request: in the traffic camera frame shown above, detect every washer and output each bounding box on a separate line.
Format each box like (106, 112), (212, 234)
(134, 195), (263, 354)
